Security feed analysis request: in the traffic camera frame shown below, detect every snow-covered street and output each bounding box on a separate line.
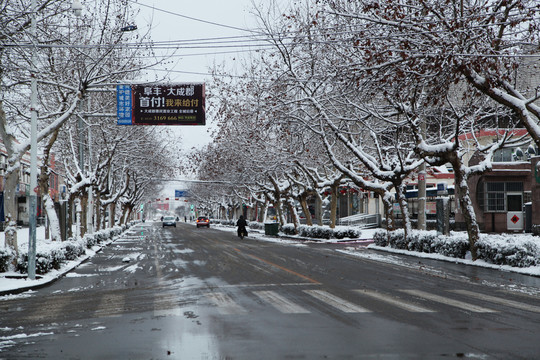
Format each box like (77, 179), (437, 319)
(2, 222), (540, 296)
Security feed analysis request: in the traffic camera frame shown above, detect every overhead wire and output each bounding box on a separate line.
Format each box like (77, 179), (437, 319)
(3, 1), (538, 81)
(127, 0), (264, 35)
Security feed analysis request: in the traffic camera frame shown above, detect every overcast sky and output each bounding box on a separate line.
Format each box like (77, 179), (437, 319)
(133, 0), (267, 151)
(129, 0), (286, 196)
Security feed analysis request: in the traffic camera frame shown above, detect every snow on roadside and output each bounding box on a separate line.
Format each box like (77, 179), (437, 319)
(2, 222), (540, 297)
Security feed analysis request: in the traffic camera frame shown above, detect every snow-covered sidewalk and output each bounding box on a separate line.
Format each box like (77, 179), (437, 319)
(0, 226), (116, 295)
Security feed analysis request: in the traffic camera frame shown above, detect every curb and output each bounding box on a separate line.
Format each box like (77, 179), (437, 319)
(0, 231), (128, 297)
(0, 254), (92, 297)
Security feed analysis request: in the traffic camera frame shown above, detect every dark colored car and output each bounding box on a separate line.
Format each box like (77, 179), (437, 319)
(196, 216), (210, 228)
(162, 216), (176, 228)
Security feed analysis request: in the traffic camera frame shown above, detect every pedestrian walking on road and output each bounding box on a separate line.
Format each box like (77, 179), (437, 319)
(237, 215), (248, 239)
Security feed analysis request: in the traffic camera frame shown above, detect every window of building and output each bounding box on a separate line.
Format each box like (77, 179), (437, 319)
(492, 148), (514, 162)
(492, 143), (539, 162)
(524, 191), (532, 205)
(486, 182), (505, 211)
(480, 181), (523, 212)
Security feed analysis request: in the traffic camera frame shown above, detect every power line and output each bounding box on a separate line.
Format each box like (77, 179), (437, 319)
(128, 0), (263, 35)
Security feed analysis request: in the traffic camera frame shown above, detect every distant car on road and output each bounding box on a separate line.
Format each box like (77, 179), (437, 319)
(196, 216), (210, 228)
(162, 216), (176, 228)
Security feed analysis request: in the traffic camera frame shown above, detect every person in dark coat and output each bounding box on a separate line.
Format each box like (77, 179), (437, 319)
(236, 215), (248, 239)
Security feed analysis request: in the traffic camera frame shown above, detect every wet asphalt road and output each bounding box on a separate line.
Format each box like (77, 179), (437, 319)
(1, 222), (540, 359)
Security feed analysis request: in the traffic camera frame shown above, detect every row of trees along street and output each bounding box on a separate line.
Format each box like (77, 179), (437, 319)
(191, 0), (540, 260)
(0, 0), (177, 255)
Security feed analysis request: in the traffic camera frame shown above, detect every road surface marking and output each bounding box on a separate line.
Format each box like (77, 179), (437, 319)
(253, 291), (310, 314)
(400, 289), (497, 313)
(94, 292), (126, 318)
(354, 289), (435, 313)
(304, 290), (370, 313)
(217, 283), (318, 288)
(206, 292), (247, 315)
(450, 290), (540, 313)
(27, 294), (75, 321)
(234, 249), (321, 284)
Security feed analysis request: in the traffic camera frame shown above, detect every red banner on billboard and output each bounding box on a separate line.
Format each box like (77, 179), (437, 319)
(128, 83), (205, 126)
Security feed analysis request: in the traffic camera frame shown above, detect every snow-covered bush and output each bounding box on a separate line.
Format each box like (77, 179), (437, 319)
(431, 233), (470, 258)
(214, 219), (236, 226)
(92, 230), (109, 244)
(88, 226), (123, 246)
(0, 247), (13, 272)
(110, 226), (123, 237)
(281, 224), (361, 240)
(301, 225), (333, 239)
(333, 227), (361, 239)
(373, 229), (388, 247)
(62, 240), (86, 260)
(9, 223), (135, 276)
(248, 222), (264, 230)
(281, 224), (295, 235)
(476, 235), (540, 267)
(373, 229), (409, 249)
(83, 233), (97, 247)
(17, 248), (64, 275)
(374, 229), (540, 267)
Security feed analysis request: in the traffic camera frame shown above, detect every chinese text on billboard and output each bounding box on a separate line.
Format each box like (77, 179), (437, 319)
(116, 83), (205, 126)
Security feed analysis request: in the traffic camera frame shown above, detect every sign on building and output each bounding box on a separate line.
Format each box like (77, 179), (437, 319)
(175, 190), (189, 198)
(116, 83), (205, 126)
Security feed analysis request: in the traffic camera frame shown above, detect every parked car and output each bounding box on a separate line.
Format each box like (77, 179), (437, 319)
(196, 216), (210, 228)
(162, 215), (176, 228)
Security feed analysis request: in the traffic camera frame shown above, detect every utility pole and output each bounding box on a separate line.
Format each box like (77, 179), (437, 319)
(28, 0), (38, 280)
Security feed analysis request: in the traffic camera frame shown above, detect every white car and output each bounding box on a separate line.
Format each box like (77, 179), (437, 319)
(162, 216), (176, 228)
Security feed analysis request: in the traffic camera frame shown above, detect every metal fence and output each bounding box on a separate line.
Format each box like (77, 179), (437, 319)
(337, 213), (381, 228)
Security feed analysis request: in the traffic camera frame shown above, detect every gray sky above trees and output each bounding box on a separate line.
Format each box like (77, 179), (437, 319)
(134, 0), (279, 150)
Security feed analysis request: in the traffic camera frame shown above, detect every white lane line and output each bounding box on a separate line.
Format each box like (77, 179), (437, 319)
(354, 289), (435, 313)
(304, 290), (370, 313)
(206, 292), (247, 315)
(400, 289), (497, 313)
(253, 291), (310, 314)
(450, 290), (540, 313)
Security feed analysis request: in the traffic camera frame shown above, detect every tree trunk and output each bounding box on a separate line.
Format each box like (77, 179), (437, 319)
(80, 192), (88, 237)
(329, 184), (338, 229)
(287, 197), (300, 233)
(276, 198), (286, 226)
(123, 205), (133, 225)
(258, 200), (267, 223)
(382, 191), (396, 244)
(43, 194), (61, 241)
(299, 193), (313, 226)
(3, 169), (19, 253)
(67, 195), (74, 239)
(38, 128), (61, 241)
(314, 192), (324, 226)
(109, 202), (116, 228)
(454, 168), (480, 260)
(396, 184), (412, 240)
(95, 192), (102, 231)
(120, 204), (128, 226)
